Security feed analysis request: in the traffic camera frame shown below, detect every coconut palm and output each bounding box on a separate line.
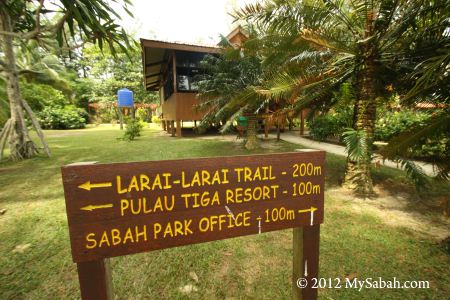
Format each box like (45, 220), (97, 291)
(234, 0), (445, 196)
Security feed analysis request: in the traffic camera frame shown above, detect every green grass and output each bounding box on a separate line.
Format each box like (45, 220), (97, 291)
(0, 124), (449, 299)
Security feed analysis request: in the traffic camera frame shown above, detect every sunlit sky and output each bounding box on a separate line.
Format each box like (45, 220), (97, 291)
(112, 0), (256, 44)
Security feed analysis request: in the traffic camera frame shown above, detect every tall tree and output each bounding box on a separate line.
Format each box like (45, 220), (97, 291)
(0, 0), (132, 160)
(235, 0), (443, 196)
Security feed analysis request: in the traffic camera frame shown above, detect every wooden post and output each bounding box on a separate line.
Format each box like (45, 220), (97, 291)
(118, 107), (123, 130)
(77, 259), (113, 300)
(176, 120), (182, 137)
(166, 120), (171, 133)
(293, 225), (320, 300)
(171, 120), (175, 137)
(162, 120), (166, 131)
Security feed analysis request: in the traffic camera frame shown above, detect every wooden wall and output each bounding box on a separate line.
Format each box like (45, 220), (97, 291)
(161, 92), (205, 121)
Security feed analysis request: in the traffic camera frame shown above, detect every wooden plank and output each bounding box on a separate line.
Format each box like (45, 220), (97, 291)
(145, 60), (165, 67)
(146, 72), (162, 78)
(61, 151), (325, 262)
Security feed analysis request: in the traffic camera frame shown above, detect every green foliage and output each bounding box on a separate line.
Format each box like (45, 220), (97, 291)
(397, 159), (430, 192)
(196, 44), (264, 132)
(308, 115), (339, 141)
(0, 80), (9, 126)
(151, 115), (161, 124)
(342, 128), (369, 162)
(82, 44), (158, 105)
(20, 83), (68, 112)
(70, 77), (95, 110)
(37, 106), (87, 129)
(120, 118), (144, 141)
(375, 110), (430, 141)
(376, 110), (448, 160)
(95, 102), (117, 123)
(136, 108), (149, 122)
(411, 135), (449, 159)
(309, 107), (353, 141)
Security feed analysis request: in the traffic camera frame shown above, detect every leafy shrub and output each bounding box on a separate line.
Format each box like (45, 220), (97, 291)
(151, 115), (161, 124)
(37, 106), (87, 129)
(95, 102), (117, 123)
(136, 108), (149, 122)
(309, 108), (352, 141)
(410, 134), (449, 159)
(120, 118), (144, 141)
(376, 110), (448, 159)
(375, 110), (429, 141)
(21, 83), (67, 111)
(309, 115), (338, 140)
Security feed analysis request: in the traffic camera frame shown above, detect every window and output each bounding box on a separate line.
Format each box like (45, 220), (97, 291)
(175, 50), (207, 92)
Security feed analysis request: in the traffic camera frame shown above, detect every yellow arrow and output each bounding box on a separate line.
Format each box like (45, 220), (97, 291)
(78, 181), (112, 191)
(80, 204), (113, 211)
(298, 207), (318, 213)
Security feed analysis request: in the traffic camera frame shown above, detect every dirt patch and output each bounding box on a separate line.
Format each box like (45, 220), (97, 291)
(328, 187), (450, 240)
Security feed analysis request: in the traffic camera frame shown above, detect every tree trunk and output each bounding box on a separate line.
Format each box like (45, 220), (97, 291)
(0, 10), (38, 160)
(276, 123), (281, 141)
(343, 13), (377, 197)
(245, 114), (259, 150)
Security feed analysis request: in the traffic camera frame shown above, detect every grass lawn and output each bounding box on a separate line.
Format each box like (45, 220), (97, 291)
(0, 124), (449, 299)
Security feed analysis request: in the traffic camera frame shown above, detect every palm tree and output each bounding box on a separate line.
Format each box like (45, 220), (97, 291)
(0, 0), (132, 161)
(196, 36), (266, 150)
(234, 0), (440, 196)
(380, 3), (450, 181)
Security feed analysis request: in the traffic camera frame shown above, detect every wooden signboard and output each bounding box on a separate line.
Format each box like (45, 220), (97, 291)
(61, 151), (325, 299)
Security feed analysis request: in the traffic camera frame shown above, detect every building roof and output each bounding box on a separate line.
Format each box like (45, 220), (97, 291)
(140, 39), (221, 91)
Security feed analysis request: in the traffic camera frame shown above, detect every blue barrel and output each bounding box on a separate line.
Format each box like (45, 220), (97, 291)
(117, 88), (134, 107)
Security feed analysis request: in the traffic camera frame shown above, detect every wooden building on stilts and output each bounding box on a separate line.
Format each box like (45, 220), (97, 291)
(140, 39), (220, 137)
(140, 27), (307, 137)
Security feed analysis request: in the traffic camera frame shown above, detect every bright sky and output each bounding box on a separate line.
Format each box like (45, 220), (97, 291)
(113, 0), (256, 44)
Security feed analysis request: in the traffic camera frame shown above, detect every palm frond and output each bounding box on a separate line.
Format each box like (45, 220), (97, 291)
(396, 158), (430, 192)
(343, 128), (368, 162)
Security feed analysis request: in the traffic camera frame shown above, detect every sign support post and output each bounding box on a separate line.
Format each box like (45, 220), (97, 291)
(77, 259), (113, 300)
(293, 225), (320, 299)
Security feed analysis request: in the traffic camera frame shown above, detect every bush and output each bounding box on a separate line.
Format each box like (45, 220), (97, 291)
(151, 115), (161, 124)
(375, 110), (429, 141)
(136, 108), (150, 122)
(309, 115), (339, 141)
(120, 118), (144, 141)
(21, 83), (68, 112)
(309, 108), (352, 141)
(37, 106), (87, 129)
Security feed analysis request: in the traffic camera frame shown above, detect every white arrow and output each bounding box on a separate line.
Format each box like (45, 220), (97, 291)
(304, 260), (308, 277)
